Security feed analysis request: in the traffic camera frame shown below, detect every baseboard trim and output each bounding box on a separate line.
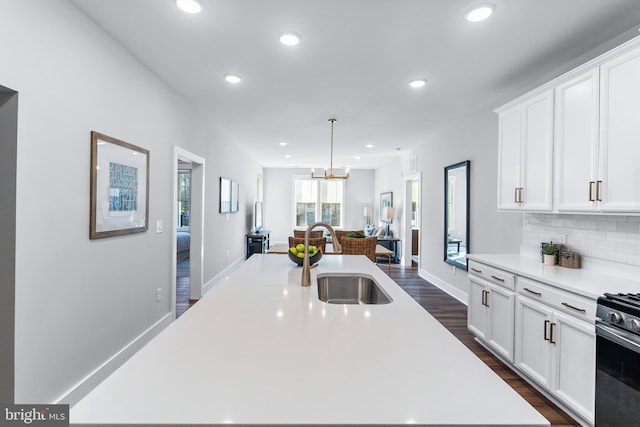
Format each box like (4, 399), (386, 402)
(202, 255), (245, 296)
(418, 268), (468, 305)
(60, 312), (173, 406)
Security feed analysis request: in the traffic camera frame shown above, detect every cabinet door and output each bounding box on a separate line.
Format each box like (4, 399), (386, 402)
(599, 45), (640, 212)
(515, 296), (553, 388)
(467, 277), (487, 340)
(551, 311), (595, 425)
(497, 107), (522, 210)
(555, 69), (600, 212)
(521, 91), (554, 211)
(485, 283), (515, 362)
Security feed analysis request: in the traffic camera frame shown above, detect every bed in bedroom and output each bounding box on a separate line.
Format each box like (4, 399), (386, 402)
(177, 231), (190, 262)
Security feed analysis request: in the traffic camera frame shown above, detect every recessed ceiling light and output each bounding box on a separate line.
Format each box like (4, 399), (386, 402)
(409, 79), (427, 88)
(465, 3), (495, 22)
(224, 74), (242, 84)
(175, 0), (204, 14)
(284, 154), (292, 159)
(279, 32), (302, 47)
(278, 141), (287, 146)
(354, 156), (361, 160)
(365, 144), (375, 148)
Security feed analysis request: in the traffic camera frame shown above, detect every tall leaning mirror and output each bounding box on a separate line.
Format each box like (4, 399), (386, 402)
(444, 160), (470, 270)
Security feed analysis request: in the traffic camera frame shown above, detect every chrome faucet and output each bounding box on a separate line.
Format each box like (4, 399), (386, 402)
(301, 222), (341, 287)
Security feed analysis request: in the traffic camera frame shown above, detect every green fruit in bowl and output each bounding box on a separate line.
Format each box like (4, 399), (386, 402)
(296, 243), (305, 252)
(289, 247), (297, 255)
(309, 245), (317, 253)
(296, 252), (305, 259)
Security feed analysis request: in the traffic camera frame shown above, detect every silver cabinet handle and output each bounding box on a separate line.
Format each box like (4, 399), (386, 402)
(471, 267), (482, 274)
(491, 275), (505, 282)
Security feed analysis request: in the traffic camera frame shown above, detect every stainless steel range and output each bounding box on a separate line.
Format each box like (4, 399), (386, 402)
(595, 293), (640, 426)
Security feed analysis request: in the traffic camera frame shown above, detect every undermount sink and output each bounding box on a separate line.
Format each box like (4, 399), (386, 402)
(317, 274), (392, 305)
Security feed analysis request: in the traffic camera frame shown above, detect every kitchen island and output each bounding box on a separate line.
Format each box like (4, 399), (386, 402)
(71, 255), (549, 426)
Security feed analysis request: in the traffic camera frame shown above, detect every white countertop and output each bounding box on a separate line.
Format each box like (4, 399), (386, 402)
(71, 255), (548, 426)
(467, 254), (640, 300)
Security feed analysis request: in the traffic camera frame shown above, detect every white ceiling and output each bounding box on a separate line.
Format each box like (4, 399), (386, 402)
(68, 0), (640, 170)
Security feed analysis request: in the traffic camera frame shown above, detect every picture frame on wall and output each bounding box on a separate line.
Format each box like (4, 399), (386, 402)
(90, 131), (149, 239)
(231, 180), (239, 213)
(220, 177), (239, 213)
(380, 191), (393, 222)
(220, 177), (231, 213)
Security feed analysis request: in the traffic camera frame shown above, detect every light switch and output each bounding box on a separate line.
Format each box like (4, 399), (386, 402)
(155, 220), (163, 233)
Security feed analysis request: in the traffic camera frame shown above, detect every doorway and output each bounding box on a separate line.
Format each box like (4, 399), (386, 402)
(172, 147), (205, 319)
(0, 85), (18, 403)
(402, 173), (421, 267)
(176, 164), (191, 317)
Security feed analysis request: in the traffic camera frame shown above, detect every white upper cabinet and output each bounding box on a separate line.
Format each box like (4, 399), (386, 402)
(598, 45), (640, 212)
(554, 69), (600, 212)
(497, 91), (554, 211)
(497, 107), (522, 210)
(498, 37), (640, 215)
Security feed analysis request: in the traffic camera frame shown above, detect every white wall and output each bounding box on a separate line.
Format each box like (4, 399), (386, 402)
(202, 123), (261, 278)
(374, 157), (405, 238)
(0, 0), (260, 405)
(263, 168), (375, 243)
(378, 111), (523, 302)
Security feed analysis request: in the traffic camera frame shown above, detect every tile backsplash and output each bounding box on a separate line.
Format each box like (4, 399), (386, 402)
(523, 213), (640, 267)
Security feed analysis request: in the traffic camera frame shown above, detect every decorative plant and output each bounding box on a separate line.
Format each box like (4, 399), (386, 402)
(543, 245), (558, 256)
(346, 231), (366, 238)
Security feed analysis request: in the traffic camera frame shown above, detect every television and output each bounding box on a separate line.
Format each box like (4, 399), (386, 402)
(254, 201), (264, 232)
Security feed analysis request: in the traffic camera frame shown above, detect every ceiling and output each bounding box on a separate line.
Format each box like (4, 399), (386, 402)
(68, 0), (640, 170)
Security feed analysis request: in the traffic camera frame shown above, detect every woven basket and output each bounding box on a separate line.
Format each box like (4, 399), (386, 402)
(558, 249), (580, 269)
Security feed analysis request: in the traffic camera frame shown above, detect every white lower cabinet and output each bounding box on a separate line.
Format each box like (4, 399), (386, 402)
(514, 281), (595, 426)
(468, 275), (515, 362)
(468, 261), (596, 426)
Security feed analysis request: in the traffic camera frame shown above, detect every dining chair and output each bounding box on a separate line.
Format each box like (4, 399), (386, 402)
(334, 230), (365, 245)
(293, 230), (323, 238)
(340, 236), (378, 263)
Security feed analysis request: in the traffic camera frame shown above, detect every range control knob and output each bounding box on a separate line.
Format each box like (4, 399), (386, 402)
(628, 318), (640, 332)
(608, 311), (623, 324)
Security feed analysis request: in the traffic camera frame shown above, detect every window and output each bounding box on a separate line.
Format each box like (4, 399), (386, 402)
(293, 177), (344, 228)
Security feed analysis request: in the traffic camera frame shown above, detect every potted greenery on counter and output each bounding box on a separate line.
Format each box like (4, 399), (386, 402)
(543, 245), (558, 266)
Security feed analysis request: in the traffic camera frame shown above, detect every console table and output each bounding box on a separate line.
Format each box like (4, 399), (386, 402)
(377, 237), (400, 263)
(245, 230), (270, 258)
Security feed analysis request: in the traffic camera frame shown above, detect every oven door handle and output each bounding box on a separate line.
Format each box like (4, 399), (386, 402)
(596, 322), (640, 353)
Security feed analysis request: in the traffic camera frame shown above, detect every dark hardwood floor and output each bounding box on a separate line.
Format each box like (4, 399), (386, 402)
(176, 275), (191, 318)
(384, 261), (580, 427)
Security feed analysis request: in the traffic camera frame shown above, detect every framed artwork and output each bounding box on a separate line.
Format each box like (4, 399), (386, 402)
(380, 192), (393, 222)
(90, 131), (149, 239)
(220, 177), (231, 213)
(230, 180), (239, 213)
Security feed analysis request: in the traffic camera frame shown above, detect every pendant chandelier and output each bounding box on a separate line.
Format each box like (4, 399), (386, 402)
(311, 118), (350, 180)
